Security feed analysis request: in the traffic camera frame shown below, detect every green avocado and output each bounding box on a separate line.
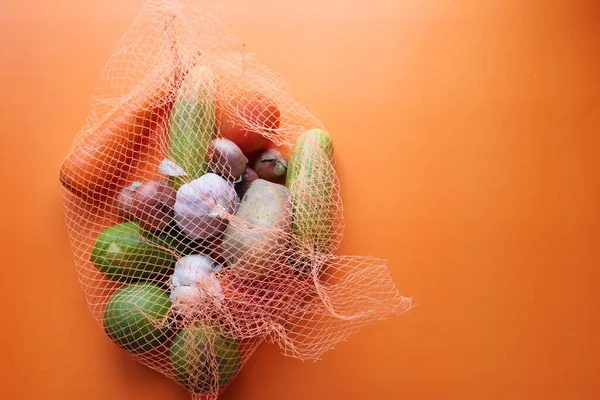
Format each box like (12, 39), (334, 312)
(170, 322), (241, 393)
(103, 282), (172, 353)
(91, 221), (177, 282)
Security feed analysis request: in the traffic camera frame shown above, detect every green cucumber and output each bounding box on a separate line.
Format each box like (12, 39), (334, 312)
(168, 65), (216, 187)
(286, 128), (336, 253)
(91, 222), (177, 282)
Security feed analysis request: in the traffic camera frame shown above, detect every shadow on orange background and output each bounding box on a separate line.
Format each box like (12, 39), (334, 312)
(0, 0), (598, 399)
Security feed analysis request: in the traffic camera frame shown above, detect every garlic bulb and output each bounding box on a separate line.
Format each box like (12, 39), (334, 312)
(169, 254), (224, 312)
(174, 173), (238, 240)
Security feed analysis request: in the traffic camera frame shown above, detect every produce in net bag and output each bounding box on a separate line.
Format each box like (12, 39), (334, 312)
(60, 0), (412, 398)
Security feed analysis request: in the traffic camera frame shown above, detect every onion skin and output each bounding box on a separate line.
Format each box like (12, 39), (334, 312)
(158, 158), (187, 190)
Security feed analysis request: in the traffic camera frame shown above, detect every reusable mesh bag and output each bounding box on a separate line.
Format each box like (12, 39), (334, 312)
(60, 0), (412, 398)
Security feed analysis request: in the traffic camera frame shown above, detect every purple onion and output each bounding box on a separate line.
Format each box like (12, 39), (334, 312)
(115, 181), (142, 219)
(206, 138), (247, 181)
(235, 167), (259, 199)
(253, 148), (287, 183)
(132, 179), (176, 231)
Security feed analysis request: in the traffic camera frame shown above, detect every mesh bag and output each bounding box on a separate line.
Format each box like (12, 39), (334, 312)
(60, 0), (412, 398)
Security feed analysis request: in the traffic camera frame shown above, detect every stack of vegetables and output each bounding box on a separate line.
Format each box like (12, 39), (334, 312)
(59, 1), (408, 398)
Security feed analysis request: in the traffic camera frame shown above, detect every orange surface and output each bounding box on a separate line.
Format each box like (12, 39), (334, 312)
(0, 0), (598, 399)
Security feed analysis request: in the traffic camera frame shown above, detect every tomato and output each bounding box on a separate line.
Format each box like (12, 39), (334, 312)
(217, 92), (280, 154)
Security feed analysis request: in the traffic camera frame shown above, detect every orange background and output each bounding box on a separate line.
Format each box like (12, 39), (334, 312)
(0, 0), (598, 399)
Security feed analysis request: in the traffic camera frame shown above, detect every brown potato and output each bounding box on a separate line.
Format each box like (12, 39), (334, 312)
(222, 179), (291, 277)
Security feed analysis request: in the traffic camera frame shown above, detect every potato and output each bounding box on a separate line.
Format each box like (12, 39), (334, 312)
(222, 179), (291, 277)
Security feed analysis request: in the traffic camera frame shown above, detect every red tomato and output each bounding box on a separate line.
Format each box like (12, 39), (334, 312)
(217, 92), (280, 154)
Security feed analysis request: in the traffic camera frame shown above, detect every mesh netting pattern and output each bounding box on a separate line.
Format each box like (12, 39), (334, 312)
(60, 1), (411, 398)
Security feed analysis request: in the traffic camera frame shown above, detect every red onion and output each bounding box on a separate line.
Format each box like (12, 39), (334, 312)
(235, 167), (259, 199)
(115, 181), (142, 219)
(253, 148), (287, 183)
(206, 138), (247, 181)
(132, 179), (176, 231)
